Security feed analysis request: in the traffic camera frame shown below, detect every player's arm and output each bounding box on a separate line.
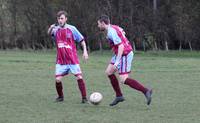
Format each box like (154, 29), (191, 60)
(71, 26), (89, 61)
(80, 40), (89, 61)
(47, 24), (56, 35)
(108, 28), (123, 67)
(114, 44), (124, 67)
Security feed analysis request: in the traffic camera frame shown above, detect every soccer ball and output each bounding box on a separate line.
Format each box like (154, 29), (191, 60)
(89, 92), (103, 105)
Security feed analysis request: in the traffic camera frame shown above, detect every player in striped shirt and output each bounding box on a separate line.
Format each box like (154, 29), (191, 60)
(48, 11), (88, 103)
(97, 15), (153, 106)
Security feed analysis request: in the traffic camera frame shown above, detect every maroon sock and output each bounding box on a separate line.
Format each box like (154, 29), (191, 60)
(124, 78), (148, 94)
(108, 74), (123, 97)
(56, 81), (63, 98)
(77, 79), (87, 98)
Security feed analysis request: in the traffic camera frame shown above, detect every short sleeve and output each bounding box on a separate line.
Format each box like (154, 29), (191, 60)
(71, 26), (84, 42)
(107, 28), (122, 45)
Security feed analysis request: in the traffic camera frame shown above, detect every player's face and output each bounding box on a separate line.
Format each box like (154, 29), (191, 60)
(57, 14), (67, 27)
(97, 20), (106, 31)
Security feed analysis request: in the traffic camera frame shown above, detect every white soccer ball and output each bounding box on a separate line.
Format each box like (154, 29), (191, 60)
(89, 92), (103, 105)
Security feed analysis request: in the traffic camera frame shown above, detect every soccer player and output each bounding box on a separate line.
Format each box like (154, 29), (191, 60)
(97, 15), (153, 106)
(47, 10), (88, 103)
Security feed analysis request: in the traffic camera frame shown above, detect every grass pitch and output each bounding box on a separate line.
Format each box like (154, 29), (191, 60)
(0, 50), (200, 123)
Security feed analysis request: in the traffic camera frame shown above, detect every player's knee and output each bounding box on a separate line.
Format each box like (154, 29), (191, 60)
(55, 76), (62, 82)
(76, 75), (83, 80)
(105, 70), (109, 76)
(55, 79), (61, 83)
(119, 75), (128, 84)
(105, 70), (112, 76)
(119, 78), (125, 84)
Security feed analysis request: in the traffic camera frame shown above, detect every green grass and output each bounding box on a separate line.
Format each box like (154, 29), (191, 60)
(0, 50), (200, 123)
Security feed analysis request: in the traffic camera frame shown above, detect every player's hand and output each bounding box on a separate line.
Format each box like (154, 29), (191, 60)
(112, 64), (118, 71)
(48, 24), (56, 35)
(82, 51), (89, 62)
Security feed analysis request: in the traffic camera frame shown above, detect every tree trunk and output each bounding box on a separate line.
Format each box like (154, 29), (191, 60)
(165, 41), (169, 51)
(132, 41), (136, 52)
(143, 39), (146, 51)
(11, 0), (17, 47)
(179, 41), (182, 51)
(154, 41), (158, 51)
(153, 0), (158, 51)
(0, 17), (3, 49)
(188, 41), (192, 51)
(86, 36), (90, 53)
(153, 0), (157, 14)
(99, 40), (102, 52)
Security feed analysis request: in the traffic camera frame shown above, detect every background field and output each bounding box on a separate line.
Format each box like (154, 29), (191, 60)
(0, 50), (200, 123)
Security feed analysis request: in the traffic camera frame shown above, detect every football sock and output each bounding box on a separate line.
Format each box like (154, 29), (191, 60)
(124, 78), (148, 94)
(108, 74), (123, 97)
(77, 79), (87, 98)
(56, 81), (63, 98)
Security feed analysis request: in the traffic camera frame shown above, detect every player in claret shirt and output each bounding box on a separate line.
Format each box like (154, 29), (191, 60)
(97, 15), (153, 106)
(48, 10), (88, 103)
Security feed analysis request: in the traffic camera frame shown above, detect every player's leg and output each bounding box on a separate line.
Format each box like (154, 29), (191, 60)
(118, 52), (148, 94)
(119, 74), (152, 105)
(55, 76), (64, 102)
(118, 52), (153, 105)
(119, 74), (148, 95)
(106, 57), (124, 106)
(70, 64), (87, 103)
(106, 64), (123, 98)
(75, 74), (88, 103)
(54, 64), (69, 102)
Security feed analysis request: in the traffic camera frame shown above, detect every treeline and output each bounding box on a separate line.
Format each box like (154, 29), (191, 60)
(0, 0), (200, 51)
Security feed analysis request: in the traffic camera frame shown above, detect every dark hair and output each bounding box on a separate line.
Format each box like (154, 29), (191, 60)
(98, 15), (110, 24)
(57, 10), (68, 17)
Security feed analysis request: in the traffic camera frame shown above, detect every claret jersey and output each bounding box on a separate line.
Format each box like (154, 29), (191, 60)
(107, 25), (132, 55)
(51, 24), (84, 65)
